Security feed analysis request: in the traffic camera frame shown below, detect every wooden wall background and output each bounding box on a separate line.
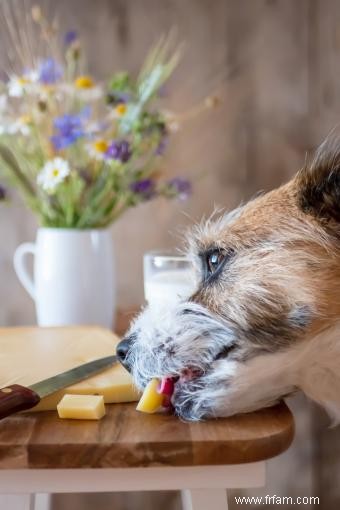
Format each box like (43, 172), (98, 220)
(1, 0), (340, 508)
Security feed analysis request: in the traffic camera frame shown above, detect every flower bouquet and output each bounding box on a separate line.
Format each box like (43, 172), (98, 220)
(0, 8), (192, 228)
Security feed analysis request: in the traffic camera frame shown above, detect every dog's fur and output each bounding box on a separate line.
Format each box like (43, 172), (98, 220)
(122, 134), (340, 422)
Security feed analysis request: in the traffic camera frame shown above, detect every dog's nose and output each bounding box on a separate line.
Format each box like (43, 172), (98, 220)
(116, 338), (130, 362)
(116, 333), (135, 368)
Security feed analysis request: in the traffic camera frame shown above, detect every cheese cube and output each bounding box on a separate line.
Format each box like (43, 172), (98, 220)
(57, 394), (106, 420)
(136, 378), (164, 414)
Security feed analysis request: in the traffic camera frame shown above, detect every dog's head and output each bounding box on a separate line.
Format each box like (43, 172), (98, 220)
(118, 135), (340, 420)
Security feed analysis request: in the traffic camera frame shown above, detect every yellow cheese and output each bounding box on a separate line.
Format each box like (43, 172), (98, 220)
(57, 394), (106, 420)
(0, 326), (140, 411)
(136, 378), (164, 414)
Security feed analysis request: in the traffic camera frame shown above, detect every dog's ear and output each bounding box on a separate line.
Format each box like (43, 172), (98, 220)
(297, 133), (340, 223)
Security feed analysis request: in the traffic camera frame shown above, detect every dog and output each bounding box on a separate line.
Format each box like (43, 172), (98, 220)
(117, 134), (340, 422)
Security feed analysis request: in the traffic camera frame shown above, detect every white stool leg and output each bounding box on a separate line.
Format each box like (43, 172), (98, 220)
(0, 495), (35, 510)
(181, 489), (228, 510)
(33, 494), (51, 510)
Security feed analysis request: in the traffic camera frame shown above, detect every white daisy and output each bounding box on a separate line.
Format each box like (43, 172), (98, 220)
(106, 103), (131, 127)
(61, 75), (103, 102)
(8, 71), (38, 97)
(26, 70), (39, 82)
(75, 76), (102, 101)
(37, 158), (71, 193)
(7, 115), (32, 136)
(86, 139), (109, 161)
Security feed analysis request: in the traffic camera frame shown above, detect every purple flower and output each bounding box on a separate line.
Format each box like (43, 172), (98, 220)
(0, 185), (6, 201)
(51, 110), (88, 150)
(106, 91), (131, 106)
(38, 58), (63, 84)
(155, 133), (169, 155)
(64, 30), (78, 46)
(106, 140), (131, 163)
(167, 178), (192, 200)
(130, 179), (156, 200)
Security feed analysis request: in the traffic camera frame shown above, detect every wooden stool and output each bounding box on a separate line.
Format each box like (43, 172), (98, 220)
(0, 399), (294, 510)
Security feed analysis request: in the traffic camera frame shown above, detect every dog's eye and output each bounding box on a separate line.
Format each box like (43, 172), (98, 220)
(207, 250), (225, 275)
(202, 248), (235, 282)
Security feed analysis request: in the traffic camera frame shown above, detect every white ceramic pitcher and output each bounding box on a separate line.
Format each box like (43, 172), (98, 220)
(13, 228), (115, 328)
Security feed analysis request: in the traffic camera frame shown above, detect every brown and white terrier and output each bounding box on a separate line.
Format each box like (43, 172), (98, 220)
(118, 134), (340, 422)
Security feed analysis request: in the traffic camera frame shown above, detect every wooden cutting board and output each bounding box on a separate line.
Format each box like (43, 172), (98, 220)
(0, 327), (139, 411)
(0, 401), (295, 468)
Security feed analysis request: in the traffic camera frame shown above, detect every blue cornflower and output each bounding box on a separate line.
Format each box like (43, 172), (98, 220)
(51, 111), (88, 150)
(130, 179), (156, 200)
(106, 140), (131, 163)
(38, 58), (63, 84)
(64, 30), (78, 46)
(166, 178), (192, 200)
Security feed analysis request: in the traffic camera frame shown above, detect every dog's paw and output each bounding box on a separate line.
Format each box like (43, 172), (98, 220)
(172, 379), (214, 421)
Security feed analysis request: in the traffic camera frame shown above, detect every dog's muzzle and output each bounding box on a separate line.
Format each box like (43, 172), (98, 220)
(116, 333), (134, 371)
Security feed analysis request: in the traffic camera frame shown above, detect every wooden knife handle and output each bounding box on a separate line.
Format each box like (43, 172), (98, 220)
(0, 384), (40, 419)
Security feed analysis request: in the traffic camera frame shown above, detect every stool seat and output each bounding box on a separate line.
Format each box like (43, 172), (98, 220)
(0, 400), (294, 469)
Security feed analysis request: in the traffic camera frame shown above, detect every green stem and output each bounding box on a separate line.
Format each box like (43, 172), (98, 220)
(0, 144), (36, 198)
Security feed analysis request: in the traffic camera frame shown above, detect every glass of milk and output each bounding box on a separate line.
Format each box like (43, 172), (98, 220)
(143, 251), (196, 304)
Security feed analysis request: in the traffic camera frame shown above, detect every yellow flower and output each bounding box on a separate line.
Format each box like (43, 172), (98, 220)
(115, 103), (127, 116)
(87, 139), (109, 160)
(18, 77), (29, 85)
(75, 75), (95, 89)
(93, 140), (108, 153)
(18, 114), (32, 124)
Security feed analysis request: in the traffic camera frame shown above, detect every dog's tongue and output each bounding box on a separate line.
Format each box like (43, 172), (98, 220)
(158, 377), (175, 408)
(157, 369), (202, 409)
(158, 377), (175, 395)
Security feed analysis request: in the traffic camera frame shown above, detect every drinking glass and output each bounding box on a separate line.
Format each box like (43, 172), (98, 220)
(143, 250), (196, 304)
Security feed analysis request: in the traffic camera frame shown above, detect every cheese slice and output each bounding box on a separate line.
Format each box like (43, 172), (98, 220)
(136, 378), (164, 414)
(57, 394), (106, 420)
(0, 326), (140, 411)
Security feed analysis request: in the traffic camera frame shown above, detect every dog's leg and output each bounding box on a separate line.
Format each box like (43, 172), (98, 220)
(173, 352), (297, 421)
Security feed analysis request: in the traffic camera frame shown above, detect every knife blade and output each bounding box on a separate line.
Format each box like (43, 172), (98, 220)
(0, 354), (118, 420)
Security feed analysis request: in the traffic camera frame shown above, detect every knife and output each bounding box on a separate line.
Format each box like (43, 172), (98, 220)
(0, 354), (118, 420)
